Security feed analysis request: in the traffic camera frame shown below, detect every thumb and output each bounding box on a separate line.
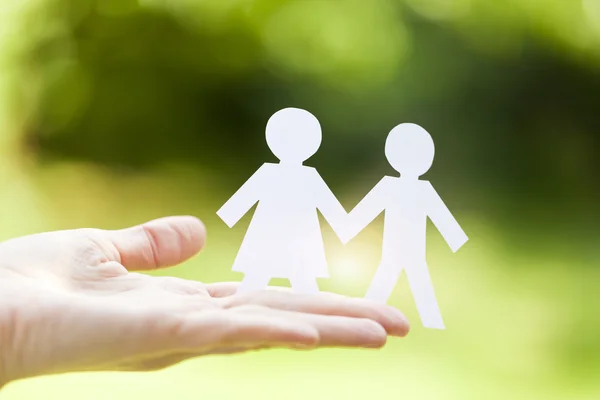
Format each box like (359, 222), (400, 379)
(101, 216), (206, 271)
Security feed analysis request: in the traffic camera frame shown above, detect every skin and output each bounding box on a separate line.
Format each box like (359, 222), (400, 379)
(0, 216), (409, 388)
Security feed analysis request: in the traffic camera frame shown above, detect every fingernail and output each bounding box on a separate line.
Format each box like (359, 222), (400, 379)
(384, 307), (410, 336)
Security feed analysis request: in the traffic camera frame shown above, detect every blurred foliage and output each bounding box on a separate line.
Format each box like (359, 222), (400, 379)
(1, 0), (599, 236)
(0, 0), (599, 399)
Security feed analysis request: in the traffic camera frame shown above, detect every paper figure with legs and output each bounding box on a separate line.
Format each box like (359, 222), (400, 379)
(342, 123), (468, 330)
(217, 108), (347, 294)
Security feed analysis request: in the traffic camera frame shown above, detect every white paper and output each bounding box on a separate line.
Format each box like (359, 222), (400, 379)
(218, 112), (468, 330)
(217, 108), (347, 294)
(343, 123), (468, 330)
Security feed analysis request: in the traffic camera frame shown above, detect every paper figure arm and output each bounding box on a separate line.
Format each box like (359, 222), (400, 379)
(311, 169), (348, 241)
(217, 164), (267, 228)
(424, 181), (468, 252)
(342, 177), (389, 244)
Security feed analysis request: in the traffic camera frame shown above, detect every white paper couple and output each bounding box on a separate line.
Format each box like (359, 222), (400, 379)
(217, 108), (468, 329)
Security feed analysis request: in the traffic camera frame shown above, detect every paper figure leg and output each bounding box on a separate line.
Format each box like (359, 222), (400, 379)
(405, 263), (445, 330)
(237, 273), (271, 294)
(365, 262), (403, 304)
(289, 274), (320, 294)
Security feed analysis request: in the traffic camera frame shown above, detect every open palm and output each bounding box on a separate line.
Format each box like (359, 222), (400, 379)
(0, 216), (409, 386)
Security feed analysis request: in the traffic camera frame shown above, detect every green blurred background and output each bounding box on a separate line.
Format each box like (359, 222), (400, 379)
(0, 0), (599, 398)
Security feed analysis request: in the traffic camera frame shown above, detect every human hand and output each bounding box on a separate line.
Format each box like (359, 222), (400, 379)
(0, 216), (409, 387)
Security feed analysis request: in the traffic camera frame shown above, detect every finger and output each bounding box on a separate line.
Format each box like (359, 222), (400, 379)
(111, 344), (275, 372)
(47, 300), (316, 377)
(105, 345), (270, 372)
(220, 290), (410, 337)
(102, 216), (206, 271)
(236, 306), (387, 348)
(174, 309), (320, 351)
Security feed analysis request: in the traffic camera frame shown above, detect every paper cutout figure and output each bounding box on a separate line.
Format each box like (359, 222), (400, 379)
(217, 108), (347, 294)
(342, 123), (468, 330)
